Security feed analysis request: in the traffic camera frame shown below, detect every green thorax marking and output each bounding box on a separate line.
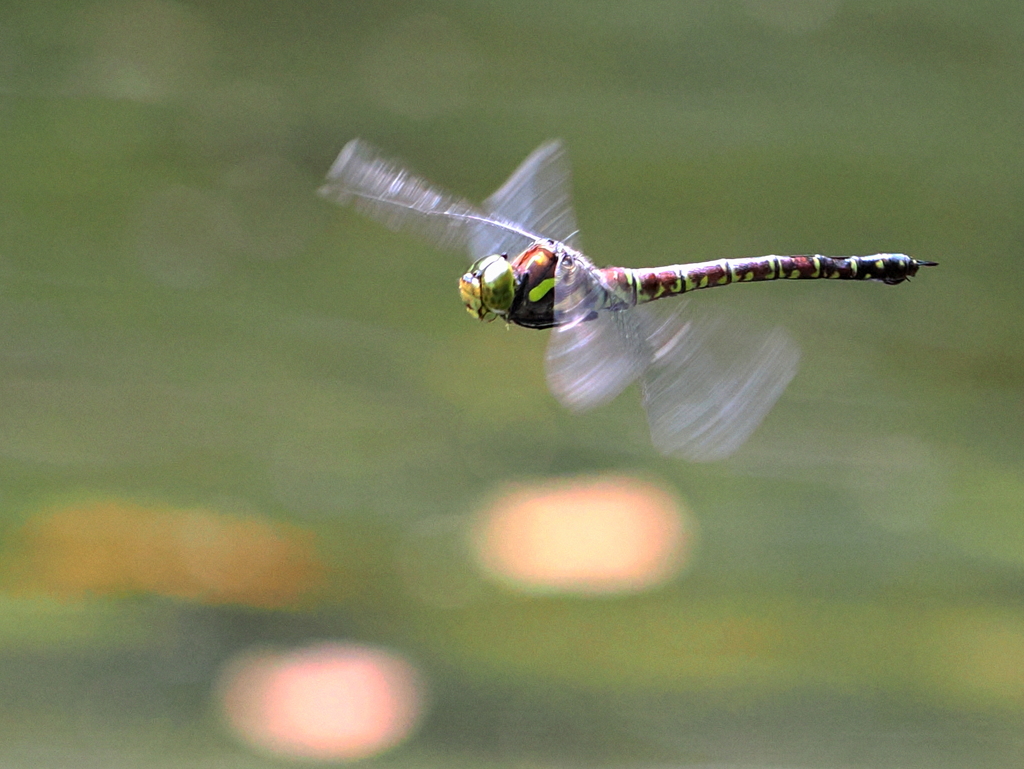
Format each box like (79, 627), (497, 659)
(528, 277), (555, 302)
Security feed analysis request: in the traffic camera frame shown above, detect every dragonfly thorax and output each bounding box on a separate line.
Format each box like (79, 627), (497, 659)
(459, 254), (515, 321)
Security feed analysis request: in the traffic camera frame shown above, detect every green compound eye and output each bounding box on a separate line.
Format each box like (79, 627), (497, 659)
(458, 255), (515, 320)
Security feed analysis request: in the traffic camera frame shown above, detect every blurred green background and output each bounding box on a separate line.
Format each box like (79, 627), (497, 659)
(0, 0), (1022, 766)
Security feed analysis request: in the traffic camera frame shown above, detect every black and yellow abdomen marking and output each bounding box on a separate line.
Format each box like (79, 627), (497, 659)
(623, 253), (935, 305)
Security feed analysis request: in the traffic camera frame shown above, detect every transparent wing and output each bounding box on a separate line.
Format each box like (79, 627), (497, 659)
(318, 139), (540, 259)
(548, 281), (799, 460)
(472, 140), (579, 260)
(546, 307), (647, 411)
(638, 304), (800, 461)
(548, 251), (645, 408)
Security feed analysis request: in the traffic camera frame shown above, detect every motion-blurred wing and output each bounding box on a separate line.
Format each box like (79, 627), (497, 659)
(545, 307), (646, 411)
(639, 306), (800, 461)
(473, 140), (580, 260)
(547, 251), (645, 409)
(319, 139), (540, 258)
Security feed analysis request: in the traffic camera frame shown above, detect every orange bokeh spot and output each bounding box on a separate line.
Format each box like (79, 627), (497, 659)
(6, 500), (324, 607)
(219, 644), (424, 761)
(473, 475), (693, 594)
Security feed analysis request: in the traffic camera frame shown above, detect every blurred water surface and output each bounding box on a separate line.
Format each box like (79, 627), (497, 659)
(0, 1), (1022, 766)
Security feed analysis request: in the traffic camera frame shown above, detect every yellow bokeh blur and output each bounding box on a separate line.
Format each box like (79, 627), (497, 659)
(4, 500), (325, 608)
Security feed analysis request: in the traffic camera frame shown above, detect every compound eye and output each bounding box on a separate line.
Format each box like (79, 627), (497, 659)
(476, 255), (515, 314)
(459, 255), (514, 320)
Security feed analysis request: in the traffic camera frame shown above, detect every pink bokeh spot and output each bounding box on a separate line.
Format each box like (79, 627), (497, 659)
(474, 475), (693, 594)
(219, 644), (424, 761)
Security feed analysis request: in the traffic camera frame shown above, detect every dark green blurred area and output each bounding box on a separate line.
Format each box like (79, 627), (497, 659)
(0, 0), (1022, 766)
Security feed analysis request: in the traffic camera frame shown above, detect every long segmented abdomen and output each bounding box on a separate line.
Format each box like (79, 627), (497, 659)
(600, 253), (937, 306)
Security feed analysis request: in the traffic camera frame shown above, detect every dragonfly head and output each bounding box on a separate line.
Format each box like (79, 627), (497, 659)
(459, 254), (515, 321)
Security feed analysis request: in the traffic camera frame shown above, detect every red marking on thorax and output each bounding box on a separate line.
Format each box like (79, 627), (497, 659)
(510, 244), (557, 275)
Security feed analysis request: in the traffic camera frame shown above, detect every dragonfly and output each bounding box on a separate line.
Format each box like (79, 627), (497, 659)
(318, 140), (935, 461)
